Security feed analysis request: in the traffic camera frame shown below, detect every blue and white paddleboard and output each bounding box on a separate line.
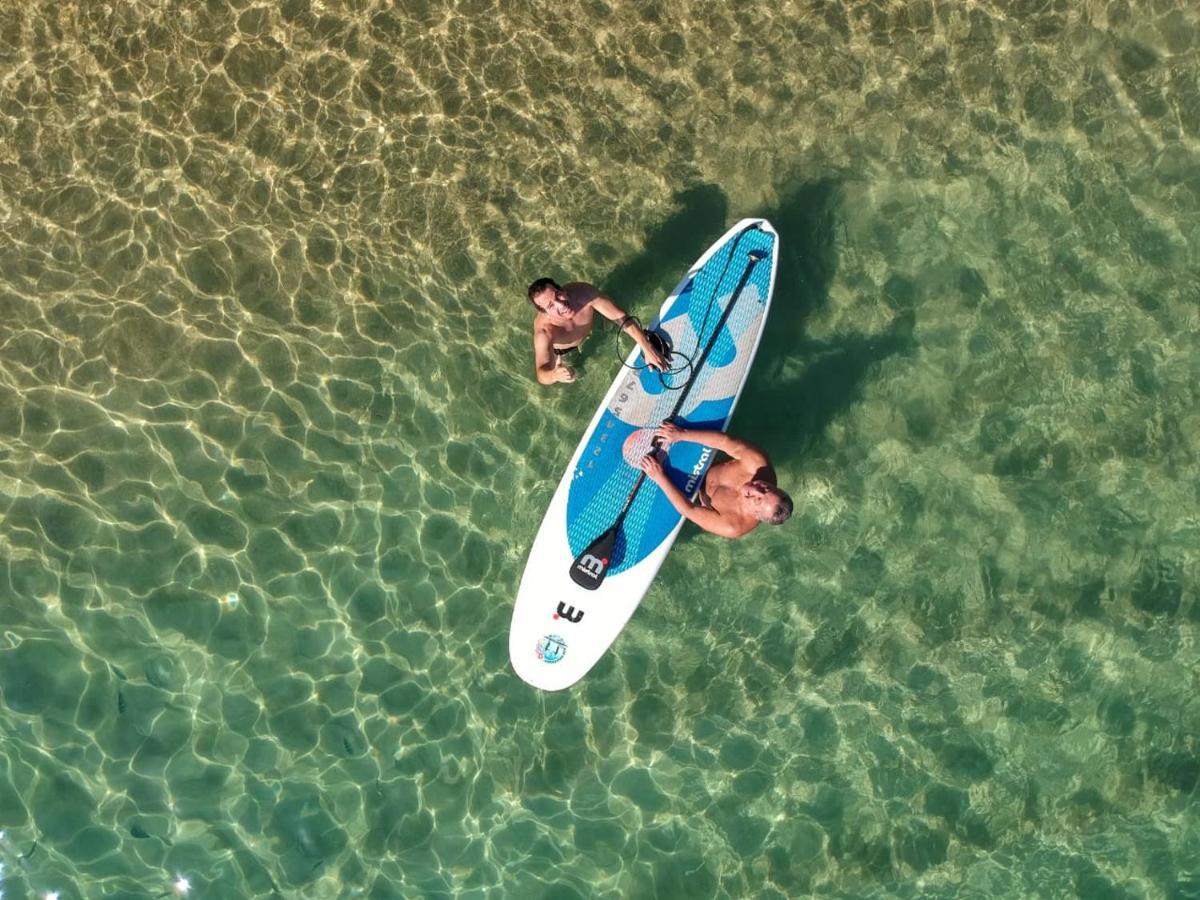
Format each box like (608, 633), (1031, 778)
(510, 219), (779, 691)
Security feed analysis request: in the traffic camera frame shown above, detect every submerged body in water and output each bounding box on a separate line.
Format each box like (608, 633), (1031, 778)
(526, 278), (668, 384)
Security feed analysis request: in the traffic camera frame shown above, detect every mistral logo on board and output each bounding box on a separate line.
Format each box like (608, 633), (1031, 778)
(554, 602), (584, 623)
(574, 553), (606, 582)
(685, 446), (713, 495)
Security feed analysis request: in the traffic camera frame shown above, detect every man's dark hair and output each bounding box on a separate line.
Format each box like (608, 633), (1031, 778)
(766, 489), (793, 526)
(527, 277), (560, 309)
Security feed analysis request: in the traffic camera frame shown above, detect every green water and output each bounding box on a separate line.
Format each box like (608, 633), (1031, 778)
(0, 0), (1198, 897)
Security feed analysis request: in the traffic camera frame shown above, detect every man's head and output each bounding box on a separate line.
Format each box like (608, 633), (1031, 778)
(740, 480), (793, 525)
(527, 278), (571, 317)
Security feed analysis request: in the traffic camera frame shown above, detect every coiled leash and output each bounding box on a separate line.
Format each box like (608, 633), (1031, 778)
(613, 314), (693, 391)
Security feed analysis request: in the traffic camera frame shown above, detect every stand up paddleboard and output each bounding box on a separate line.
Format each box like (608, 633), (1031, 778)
(510, 218), (779, 691)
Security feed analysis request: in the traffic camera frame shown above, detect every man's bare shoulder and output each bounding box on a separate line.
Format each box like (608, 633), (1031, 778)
(728, 519), (759, 539)
(708, 507), (759, 539)
(563, 282), (601, 304)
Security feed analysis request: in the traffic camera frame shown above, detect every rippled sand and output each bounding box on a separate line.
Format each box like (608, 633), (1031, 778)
(0, 0), (1198, 897)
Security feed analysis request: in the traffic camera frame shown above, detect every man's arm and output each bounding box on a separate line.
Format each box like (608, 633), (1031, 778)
(589, 294), (669, 371)
(638, 455), (748, 538)
(653, 422), (768, 469)
(533, 329), (573, 385)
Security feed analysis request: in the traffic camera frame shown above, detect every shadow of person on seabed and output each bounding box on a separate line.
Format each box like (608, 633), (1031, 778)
(599, 177), (916, 545)
(739, 175), (917, 466)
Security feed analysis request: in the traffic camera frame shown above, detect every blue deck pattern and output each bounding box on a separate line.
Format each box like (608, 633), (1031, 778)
(566, 224), (776, 573)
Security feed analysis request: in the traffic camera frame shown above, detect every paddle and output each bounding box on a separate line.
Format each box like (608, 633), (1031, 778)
(569, 243), (768, 590)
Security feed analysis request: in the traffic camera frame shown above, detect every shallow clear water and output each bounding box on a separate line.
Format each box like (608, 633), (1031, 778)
(0, 1), (1198, 897)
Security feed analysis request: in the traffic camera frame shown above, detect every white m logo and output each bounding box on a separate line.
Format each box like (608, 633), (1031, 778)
(575, 553), (605, 580)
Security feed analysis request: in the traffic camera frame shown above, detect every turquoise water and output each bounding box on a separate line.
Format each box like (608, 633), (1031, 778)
(1, 1), (1198, 897)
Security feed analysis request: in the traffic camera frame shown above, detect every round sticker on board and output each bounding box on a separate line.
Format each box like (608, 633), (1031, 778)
(536, 634), (567, 664)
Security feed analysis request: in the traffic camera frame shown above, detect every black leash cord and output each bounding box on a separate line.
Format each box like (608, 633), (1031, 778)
(612, 314), (692, 390)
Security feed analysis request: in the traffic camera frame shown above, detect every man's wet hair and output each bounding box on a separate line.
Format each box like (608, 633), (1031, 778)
(765, 489), (793, 526)
(527, 277), (560, 309)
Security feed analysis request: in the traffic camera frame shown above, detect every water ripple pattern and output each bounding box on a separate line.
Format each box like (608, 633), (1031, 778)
(0, 0), (1197, 897)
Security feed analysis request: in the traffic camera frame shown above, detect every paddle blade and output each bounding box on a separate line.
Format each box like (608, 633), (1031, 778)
(569, 527), (618, 590)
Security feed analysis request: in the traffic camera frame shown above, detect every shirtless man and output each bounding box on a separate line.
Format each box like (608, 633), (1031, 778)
(638, 421), (792, 538)
(527, 278), (669, 385)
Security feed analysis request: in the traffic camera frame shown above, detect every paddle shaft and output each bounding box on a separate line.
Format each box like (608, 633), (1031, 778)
(661, 251), (764, 425)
